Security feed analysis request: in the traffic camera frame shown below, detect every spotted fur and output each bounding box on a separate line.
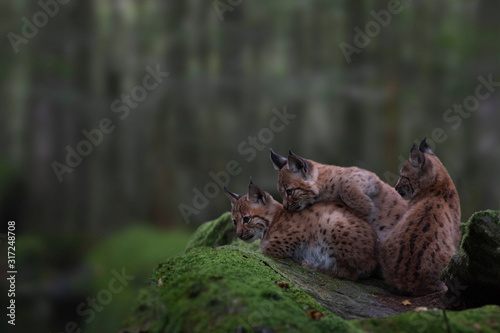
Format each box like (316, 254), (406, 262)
(381, 139), (461, 296)
(225, 181), (377, 281)
(270, 149), (407, 244)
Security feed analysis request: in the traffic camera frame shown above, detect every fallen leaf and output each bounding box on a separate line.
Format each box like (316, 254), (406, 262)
(306, 310), (325, 320)
(474, 323), (481, 331)
(277, 281), (290, 289)
(158, 278), (163, 287)
(402, 300), (412, 306)
(242, 255), (248, 258)
(371, 294), (378, 298)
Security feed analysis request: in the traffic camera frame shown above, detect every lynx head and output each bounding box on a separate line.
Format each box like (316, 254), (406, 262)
(395, 138), (446, 200)
(270, 149), (320, 211)
(224, 180), (281, 242)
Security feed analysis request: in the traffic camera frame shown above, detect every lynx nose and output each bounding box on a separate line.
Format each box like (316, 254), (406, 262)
(396, 186), (406, 197)
(236, 231), (243, 238)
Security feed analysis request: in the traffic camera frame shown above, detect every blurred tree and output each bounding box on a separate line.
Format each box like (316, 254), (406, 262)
(0, 0), (498, 231)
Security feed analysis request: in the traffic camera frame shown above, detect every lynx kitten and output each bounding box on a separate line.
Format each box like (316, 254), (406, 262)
(381, 138), (461, 295)
(225, 181), (377, 281)
(270, 149), (407, 244)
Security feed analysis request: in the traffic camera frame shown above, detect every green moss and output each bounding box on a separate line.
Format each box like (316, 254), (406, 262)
(124, 246), (358, 333)
(355, 306), (500, 333)
(186, 212), (236, 251)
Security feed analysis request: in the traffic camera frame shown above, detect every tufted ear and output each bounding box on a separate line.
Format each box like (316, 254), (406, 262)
(287, 150), (308, 176)
(224, 187), (241, 207)
(419, 137), (434, 155)
(270, 149), (287, 170)
(248, 179), (267, 205)
(410, 144), (425, 168)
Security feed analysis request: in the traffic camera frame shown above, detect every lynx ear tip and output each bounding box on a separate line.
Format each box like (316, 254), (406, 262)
(418, 137), (434, 154)
(269, 148), (278, 159)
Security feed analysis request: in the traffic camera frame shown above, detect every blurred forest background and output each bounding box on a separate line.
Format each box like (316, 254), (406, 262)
(0, 0), (499, 332)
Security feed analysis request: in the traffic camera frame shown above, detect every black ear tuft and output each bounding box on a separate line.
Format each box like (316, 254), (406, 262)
(419, 137), (434, 155)
(270, 149), (287, 170)
(248, 181), (266, 204)
(224, 187), (241, 206)
(287, 150), (308, 175)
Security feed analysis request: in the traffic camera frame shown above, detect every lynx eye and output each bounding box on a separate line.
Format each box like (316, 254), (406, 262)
(285, 189), (294, 197)
(242, 216), (250, 224)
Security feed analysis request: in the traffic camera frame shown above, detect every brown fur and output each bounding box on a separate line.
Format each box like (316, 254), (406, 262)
(381, 139), (461, 296)
(270, 150), (407, 244)
(225, 182), (377, 281)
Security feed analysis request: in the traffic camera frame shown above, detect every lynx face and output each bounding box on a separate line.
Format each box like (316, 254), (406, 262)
(395, 163), (420, 200)
(395, 141), (437, 200)
(270, 150), (319, 211)
(224, 183), (277, 243)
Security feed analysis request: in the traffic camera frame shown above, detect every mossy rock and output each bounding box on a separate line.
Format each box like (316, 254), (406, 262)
(186, 212), (236, 251)
(123, 245), (356, 332)
(442, 210), (500, 307)
(123, 212), (500, 332)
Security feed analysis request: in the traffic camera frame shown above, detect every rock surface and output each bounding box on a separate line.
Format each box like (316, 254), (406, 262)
(122, 212), (500, 332)
(442, 210), (500, 307)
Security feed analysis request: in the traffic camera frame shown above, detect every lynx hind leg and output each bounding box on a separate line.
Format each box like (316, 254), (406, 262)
(329, 216), (377, 281)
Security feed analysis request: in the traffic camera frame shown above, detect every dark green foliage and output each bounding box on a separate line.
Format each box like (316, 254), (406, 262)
(84, 225), (192, 333)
